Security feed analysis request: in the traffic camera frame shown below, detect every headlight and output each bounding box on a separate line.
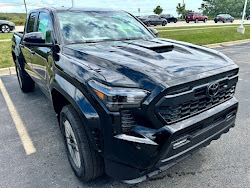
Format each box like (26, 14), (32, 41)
(88, 80), (149, 111)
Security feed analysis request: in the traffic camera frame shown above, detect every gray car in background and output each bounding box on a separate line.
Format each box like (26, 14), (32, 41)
(0, 20), (15, 33)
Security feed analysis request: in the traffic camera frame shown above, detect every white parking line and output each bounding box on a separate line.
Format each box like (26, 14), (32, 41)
(0, 78), (36, 155)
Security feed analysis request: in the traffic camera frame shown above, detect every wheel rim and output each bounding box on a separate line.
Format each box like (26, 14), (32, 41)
(16, 65), (23, 89)
(2, 25), (10, 33)
(64, 120), (81, 169)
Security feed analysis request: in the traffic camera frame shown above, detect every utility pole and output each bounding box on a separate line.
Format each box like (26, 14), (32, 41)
(72, 0), (75, 8)
(183, 0), (185, 6)
(237, 0), (248, 34)
(24, 0), (27, 15)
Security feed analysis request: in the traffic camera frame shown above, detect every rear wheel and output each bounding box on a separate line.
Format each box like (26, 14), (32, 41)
(186, 20), (189, 23)
(15, 60), (35, 93)
(215, 21), (218, 23)
(60, 105), (104, 182)
(174, 19), (177, 23)
(203, 18), (207, 23)
(146, 22), (150, 27)
(1, 24), (10, 33)
(195, 18), (198, 23)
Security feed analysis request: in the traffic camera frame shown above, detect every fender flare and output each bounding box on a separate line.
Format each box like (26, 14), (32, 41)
(50, 73), (102, 152)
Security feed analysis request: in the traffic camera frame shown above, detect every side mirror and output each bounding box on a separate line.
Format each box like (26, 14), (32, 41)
(24, 32), (45, 44)
(150, 28), (159, 37)
(23, 32), (53, 47)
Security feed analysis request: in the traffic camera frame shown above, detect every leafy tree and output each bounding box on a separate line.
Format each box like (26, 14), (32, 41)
(154, 6), (163, 15)
(176, 3), (194, 19)
(200, 0), (250, 17)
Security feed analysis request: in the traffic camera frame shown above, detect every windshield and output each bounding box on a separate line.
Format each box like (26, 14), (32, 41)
(57, 11), (153, 43)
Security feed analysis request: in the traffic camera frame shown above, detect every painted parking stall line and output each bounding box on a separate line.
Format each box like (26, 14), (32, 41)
(0, 78), (36, 155)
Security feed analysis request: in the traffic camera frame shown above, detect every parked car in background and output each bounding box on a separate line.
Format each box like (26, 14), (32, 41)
(160, 14), (178, 23)
(0, 20), (15, 33)
(247, 15), (250, 20)
(214, 14), (234, 23)
(139, 15), (167, 26)
(185, 12), (208, 23)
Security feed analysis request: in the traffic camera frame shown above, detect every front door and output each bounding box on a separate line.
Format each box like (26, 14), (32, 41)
(31, 12), (54, 97)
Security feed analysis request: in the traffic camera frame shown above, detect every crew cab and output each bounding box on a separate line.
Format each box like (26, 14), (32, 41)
(186, 12), (208, 23)
(12, 7), (239, 183)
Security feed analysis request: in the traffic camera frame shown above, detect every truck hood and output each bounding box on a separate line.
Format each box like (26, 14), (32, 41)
(63, 38), (235, 91)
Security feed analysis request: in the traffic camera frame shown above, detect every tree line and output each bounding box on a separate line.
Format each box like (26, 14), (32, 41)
(154, 0), (250, 18)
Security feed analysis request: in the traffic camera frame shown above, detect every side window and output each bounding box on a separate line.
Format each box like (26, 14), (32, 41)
(37, 12), (53, 43)
(27, 13), (36, 33)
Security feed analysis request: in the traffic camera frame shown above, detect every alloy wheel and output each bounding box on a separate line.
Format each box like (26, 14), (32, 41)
(64, 119), (81, 169)
(1, 25), (10, 33)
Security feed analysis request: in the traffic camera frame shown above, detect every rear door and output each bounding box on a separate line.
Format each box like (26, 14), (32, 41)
(21, 12), (37, 73)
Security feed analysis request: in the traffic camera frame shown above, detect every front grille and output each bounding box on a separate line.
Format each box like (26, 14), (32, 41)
(157, 82), (236, 124)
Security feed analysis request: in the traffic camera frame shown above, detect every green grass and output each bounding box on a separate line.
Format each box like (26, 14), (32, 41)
(0, 33), (13, 40)
(156, 24), (250, 30)
(1, 25), (250, 68)
(0, 13), (26, 20)
(158, 25), (250, 46)
(0, 41), (14, 68)
(0, 13), (26, 25)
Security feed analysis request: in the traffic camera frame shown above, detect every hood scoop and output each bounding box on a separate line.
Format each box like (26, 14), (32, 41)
(147, 45), (174, 53)
(125, 40), (174, 54)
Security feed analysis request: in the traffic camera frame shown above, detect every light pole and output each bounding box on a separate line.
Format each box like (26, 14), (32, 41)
(24, 0), (27, 15)
(237, 0), (248, 34)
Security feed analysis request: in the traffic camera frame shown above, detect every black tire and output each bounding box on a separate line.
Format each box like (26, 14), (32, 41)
(215, 21), (218, 23)
(174, 20), (177, 23)
(231, 20), (234, 23)
(186, 20), (189, 23)
(60, 104), (104, 182)
(223, 20), (225, 23)
(146, 22), (150, 27)
(15, 60), (35, 93)
(204, 18), (207, 23)
(195, 18), (198, 23)
(162, 21), (167, 26)
(1, 24), (10, 33)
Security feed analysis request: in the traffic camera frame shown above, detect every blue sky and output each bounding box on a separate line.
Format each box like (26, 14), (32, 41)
(0, 0), (203, 16)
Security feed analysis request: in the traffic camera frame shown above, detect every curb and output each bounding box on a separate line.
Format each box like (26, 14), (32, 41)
(204, 39), (250, 48)
(0, 67), (16, 76)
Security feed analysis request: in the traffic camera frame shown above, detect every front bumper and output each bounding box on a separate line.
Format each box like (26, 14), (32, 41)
(104, 97), (238, 183)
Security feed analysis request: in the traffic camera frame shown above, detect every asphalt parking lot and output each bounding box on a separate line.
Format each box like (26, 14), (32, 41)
(0, 43), (250, 188)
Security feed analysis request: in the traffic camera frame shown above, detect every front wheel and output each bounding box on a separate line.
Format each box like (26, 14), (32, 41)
(203, 18), (207, 23)
(15, 60), (35, 93)
(195, 19), (198, 23)
(60, 105), (104, 182)
(1, 24), (10, 33)
(162, 21), (167, 26)
(186, 20), (189, 23)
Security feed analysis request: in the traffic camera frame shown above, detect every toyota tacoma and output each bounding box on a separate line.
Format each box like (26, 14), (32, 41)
(12, 8), (239, 183)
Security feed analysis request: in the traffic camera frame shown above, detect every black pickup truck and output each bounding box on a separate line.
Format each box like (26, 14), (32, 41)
(12, 7), (239, 183)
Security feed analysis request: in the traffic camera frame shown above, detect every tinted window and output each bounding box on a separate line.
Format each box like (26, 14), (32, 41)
(27, 13), (36, 33)
(57, 11), (153, 42)
(37, 12), (53, 43)
(187, 13), (193, 16)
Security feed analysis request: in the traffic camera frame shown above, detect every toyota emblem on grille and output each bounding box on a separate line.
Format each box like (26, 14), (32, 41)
(208, 82), (219, 97)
